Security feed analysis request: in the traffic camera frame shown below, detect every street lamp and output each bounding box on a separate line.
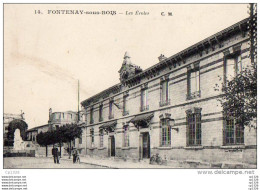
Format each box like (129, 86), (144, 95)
(168, 119), (179, 132)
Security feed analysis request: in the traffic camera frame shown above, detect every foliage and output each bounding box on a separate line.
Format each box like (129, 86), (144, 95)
(59, 123), (82, 144)
(7, 119), (28, 144)
(215, 63), (257, 128)
(36, 123), (82, 146)
(36, 131), (51, 147)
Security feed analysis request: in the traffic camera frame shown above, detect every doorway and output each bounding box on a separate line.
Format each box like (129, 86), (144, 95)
(108, 135), (115, 157)
(142, 132), (150, 159)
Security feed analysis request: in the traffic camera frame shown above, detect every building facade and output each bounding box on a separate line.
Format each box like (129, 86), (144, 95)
(78, 18), (256, 166)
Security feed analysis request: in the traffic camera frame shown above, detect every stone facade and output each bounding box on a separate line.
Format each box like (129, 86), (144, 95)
(77, 18), (256, 166)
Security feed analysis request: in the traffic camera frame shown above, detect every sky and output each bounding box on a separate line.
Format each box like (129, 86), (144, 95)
(4, 4), (249, 129)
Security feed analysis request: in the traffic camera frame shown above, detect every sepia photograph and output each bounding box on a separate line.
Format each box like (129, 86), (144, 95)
(3, 3), (257, 172)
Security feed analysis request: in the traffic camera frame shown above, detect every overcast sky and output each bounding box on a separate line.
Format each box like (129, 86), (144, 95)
(4, 4), (248, 128)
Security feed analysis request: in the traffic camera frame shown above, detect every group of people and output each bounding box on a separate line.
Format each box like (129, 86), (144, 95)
(52, 146), (80, 164)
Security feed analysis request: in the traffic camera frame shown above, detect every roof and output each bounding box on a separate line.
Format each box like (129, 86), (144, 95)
(81, 17), (249, 107)
(26, 124), (49, 132)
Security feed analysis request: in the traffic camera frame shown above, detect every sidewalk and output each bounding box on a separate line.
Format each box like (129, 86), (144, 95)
(60, 155), (256, 169)
(61, 155), (177, 168)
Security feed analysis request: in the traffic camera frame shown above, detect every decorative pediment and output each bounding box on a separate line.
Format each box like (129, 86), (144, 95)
(119, 52), (142, 83)
(186, 107), (202, 115)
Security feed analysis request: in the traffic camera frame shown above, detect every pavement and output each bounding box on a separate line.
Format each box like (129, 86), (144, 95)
(60, 155), (176, 168)
(4, 157), (103, 169)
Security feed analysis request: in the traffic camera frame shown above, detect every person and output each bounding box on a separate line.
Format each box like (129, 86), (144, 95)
(71, 147), (76, 163)
(52, 146), (59, 164)
(75, 149), (80, 163)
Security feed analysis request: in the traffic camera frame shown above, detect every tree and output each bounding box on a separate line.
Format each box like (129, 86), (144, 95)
(215, 5), (257, 129)
(60, 123), (82, 158)
(36, 124), (82, 158)
(36, 132), (51, 157)
(215, 63), (256, 129)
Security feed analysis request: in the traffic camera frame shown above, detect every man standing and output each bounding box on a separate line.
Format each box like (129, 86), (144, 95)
(52, 146), (59, 164)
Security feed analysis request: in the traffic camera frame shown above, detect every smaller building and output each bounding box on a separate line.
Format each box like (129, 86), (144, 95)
(26, 124), (49, 142)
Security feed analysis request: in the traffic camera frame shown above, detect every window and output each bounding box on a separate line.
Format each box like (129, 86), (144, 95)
(99, 129), (104, 147)
(225, 54), (242, 83)
(123, 125), (130, 147)
(90, 129), (94, 144)
(123, 95), (129, 116)
(90, 107), (94, 124)
(187, 63), (200, 100)
(79, 134), (82, 144)
(224, 115), (244, 145)
(186, 108), (202, 146)
(109, 100), (114, 119)
(160, 77), (170, 107)
(160, 119), (171, 147)
(140, 88), (149, 111)
(62, 113), (64, 118)
(99, 104), (103, 122)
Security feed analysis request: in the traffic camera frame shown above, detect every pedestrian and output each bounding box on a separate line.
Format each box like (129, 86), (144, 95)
(52, 146), (59, 164)
(75, 149), (80, 163)
(72, 147), (76, 163)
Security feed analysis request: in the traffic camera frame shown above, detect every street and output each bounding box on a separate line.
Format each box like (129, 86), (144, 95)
(4, 157), (105, 169)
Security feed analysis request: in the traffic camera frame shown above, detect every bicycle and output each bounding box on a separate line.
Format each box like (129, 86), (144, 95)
(150, 153), (163, 165)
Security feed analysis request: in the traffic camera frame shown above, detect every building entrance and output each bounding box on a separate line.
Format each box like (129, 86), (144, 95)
(108, 135), (115, 157)
(139, 132), (150, 160)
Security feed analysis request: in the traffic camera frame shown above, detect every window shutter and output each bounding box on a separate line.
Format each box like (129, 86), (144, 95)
(186, 114), (189, 146)
(187, 71), (191, 97)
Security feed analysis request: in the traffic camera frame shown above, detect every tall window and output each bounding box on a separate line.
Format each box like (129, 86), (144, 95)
(99, 104), (103, 122)
(187, 63), (200, 100)
(123, 125), (129, 147)
(90, 128), (94, 144)
(90, 107), (94, 124)
(224, 115), (244, 145)
(186, 109), (202, 146)
(123, 95), (129, 116)
(99, 129), (104, 147)
(225, 54), (242, 82)
(160, 77), (170, 107)
(109, 100), (114, 119)
(140, 88), (149, 111)
(160, 119), (171, 147)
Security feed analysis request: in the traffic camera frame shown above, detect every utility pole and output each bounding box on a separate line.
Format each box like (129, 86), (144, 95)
(78, 80), (80, 122)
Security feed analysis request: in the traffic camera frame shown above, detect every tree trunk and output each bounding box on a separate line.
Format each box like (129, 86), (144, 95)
(69, 141), (71, 159)
(59, 143), (62, 158)
(46, 145), (48, 157)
